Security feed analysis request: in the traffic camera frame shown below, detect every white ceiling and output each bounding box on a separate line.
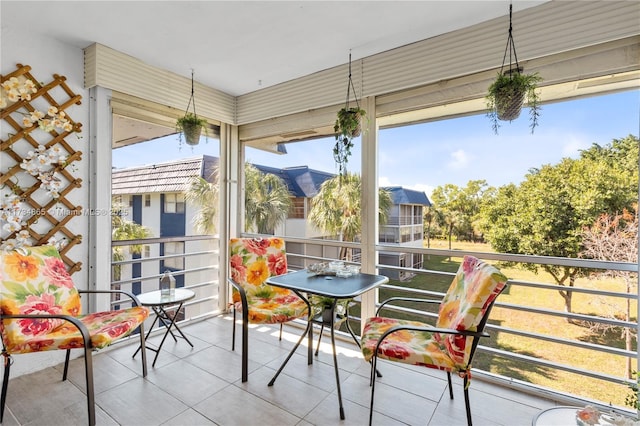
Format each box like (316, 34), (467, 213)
(1, 1), (547, 97)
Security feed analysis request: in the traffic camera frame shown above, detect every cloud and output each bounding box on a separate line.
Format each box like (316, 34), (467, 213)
(379, 176), (432, 196)
(378, 176), (392, 187)
(448, 149), (470, 170)
(406, 183), (434, 197)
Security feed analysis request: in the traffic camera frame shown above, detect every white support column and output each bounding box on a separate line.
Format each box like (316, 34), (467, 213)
(88, 86), (113, 312)
(359, 95), (379, 331)
(219, 123), (240, 311)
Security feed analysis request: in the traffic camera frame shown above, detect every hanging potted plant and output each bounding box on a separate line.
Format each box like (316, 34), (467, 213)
(333, 106), (365, 175)
(486, 69), (542, 134)
(176, 112), (208, 146)
(335, 106), (366, 139)
(487, 4), (543, 134)
(176, 69), (208, 147)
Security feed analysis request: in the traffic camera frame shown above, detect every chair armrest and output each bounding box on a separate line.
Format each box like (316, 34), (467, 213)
(78, 289), (143, 307)
(1, 313), (92, 349)
(227, 278), (249, 319)
(377, 323), (489, 347)
(376, 296), (441, 316)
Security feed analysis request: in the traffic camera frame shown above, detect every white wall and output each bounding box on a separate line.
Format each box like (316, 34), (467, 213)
(1, 29), (90, 375)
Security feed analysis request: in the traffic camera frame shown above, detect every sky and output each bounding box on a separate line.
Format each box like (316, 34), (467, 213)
(113, 90), (640, 198)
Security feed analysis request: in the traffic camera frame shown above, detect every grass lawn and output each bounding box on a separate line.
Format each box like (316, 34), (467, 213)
(366, 239), (637, 408)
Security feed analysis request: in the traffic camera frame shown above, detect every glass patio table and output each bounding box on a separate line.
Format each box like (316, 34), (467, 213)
(266, 269), (389, 420)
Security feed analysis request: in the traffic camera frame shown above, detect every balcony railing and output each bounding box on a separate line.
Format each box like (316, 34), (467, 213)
(110, 235), (221, 320)
(372, 245), (637, 411)
(110, 234), (638, 415)
(385, 216), (423, 226)
(278, 236), (638, 413)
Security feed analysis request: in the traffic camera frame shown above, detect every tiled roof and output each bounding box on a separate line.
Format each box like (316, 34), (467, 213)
(112, 156), (218, 195)
(253, 164), (334, 198)
(383, 186), (431, 206)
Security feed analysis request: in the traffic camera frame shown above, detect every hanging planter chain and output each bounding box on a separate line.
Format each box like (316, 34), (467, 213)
(495, 3), (526, 122)
(344, 52), (360, 113)
(185, 69), (198, 118)
(500, 4), (521, 76)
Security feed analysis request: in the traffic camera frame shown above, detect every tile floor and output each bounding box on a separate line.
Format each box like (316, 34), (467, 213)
(1, 314), (562, 425)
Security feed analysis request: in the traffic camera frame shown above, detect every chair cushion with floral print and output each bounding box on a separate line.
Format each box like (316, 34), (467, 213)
(0, 245), (149, 354)
(361, 256), (507, 373)
(229, 238), (308, 324)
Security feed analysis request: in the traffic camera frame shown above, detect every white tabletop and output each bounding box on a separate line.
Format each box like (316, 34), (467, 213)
(532, 406), (579, 425)
(137, 288), (195, 307)
(533, 406), (639, 426)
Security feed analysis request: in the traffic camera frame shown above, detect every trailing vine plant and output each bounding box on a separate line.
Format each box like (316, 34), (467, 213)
(333, 52), (366, 177)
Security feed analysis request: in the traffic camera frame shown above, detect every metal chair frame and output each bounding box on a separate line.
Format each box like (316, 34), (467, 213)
(367, 287), (507, 426)
(0, 289), (147, 426)
(229, 277), (311, 382)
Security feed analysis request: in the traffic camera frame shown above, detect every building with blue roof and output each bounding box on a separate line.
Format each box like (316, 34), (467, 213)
(378, 187), (432, 281)
(112, 155), (431, 280)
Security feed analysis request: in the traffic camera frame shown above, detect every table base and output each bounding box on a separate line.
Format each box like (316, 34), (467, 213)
(270, 300), (380, 420)
(133, 303), (194, 366)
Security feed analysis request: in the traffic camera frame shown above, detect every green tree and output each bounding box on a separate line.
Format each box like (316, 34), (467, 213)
(431, 184), (462, 248)
(430, 180), (490, 248)
(580, 135), (639, 177)
(476, 184), (520, 253)
(111, 202), (153, 280)
(244, 164), (292, 234)
(308, 172), (392, 260)
(184, 164), (292, 235)
(185, 171), (219, 234)
(480, 135), (638, 315)
(424, 205), (445, 248)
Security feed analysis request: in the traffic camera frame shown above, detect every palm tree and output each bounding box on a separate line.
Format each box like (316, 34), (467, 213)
(184, 164), (291, 235)
(244, 164), (292, 234)
(111, 202), (152, 280)
(185, 171), (219, 234)
(308, 172), (392, 260)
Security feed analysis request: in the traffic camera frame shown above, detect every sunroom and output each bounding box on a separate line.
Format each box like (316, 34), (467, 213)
(1, 1), (639, 425)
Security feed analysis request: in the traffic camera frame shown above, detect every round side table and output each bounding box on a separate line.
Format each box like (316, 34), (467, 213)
(133, 288), (195, 366)
(532, 406), (580, 425)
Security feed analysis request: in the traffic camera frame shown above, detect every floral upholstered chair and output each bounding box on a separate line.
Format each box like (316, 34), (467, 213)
(361, 255), (508, 426)
(0, 245), (149, 426)
(229, 237), (310, 382)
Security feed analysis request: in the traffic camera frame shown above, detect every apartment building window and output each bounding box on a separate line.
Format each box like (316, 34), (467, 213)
(145, 194), (151, 207)
(400, 205), (411, 226)
(379, 227), (399, 244)
(163, 242), (184, 270)
(414, 206), (423, 225)
(400, 227), (411, 243)
(144, 245), (150, 258)
(289, 197), (305, 219)
(164, 193), (185, 213)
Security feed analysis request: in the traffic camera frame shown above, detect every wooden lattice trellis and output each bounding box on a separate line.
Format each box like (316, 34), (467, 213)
(1, 63), (83, 273)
